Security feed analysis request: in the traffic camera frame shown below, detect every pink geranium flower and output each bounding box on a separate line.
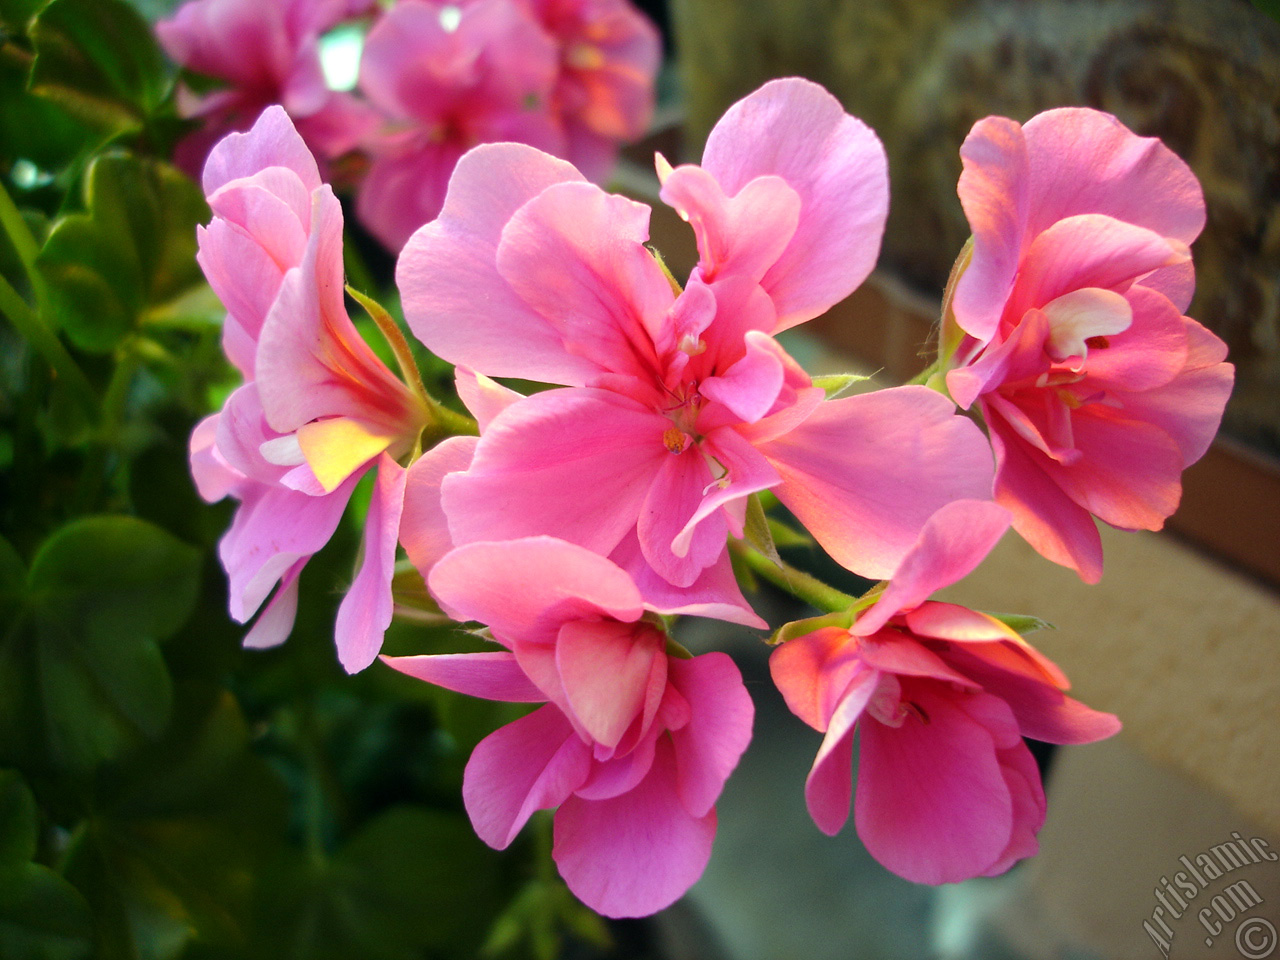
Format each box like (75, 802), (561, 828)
(943, 108), (1234, 582)
(354, 0), (563, 250)
(189, 106), (428, 670)
(157, 0), (378, 175)
(770, 501), (1121, 884)
(524, 0), (661, 180)
(398, 78), (995, 622)
(383, 537), (754, 918)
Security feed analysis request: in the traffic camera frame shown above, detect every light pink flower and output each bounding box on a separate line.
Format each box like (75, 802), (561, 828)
(944, 108), (1234, 582)
(523, 0), (661, 180)
(770, 501), (1120, 884)
(383, 537), (754, 918)
(398, 78), (995, 621)
(354, 0), (563, 251)
(190, 106), (427, 670)
(157, 0), (378, 175)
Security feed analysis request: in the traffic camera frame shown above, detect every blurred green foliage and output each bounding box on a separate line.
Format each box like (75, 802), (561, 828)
(0, 2), (628, 957)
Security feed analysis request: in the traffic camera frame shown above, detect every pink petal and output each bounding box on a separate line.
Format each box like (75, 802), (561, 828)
(335, 455), (408, 673)
(464, 704), (592, 849)
(441, 388), (668, 560)
(610, 533), (766, 628)
(196, 219), (289, 373)
(638, 444), (724, 588)
(760, 386), (994, 579)
(554, 736), (716, 918)
(854, 500), (1010, 635)
(1022, 107), (1205, 246)
(189, 413), (242, 503)
(381, 652), (545, 702)
(242, 559), (304, 649)
(399, 436), (477, 582)
(769, 626), (863, 732)
(667, 652), (754, 818)
(699, 78), (889, 329)
(698, 331), (787, 424)
(855, 686), (1018, 884)
(201, 104), (322, 196)
(980, 742), (1046, 877)
(952, 116), (1031, 342)
(397, 143), (597, 385)
(426, 537), (644, 645)
(454, 368), (523, 432)
(804, 671), (877, 835)
(1081, 285), (1187, 392)
(355, 142), (466, 252)
(556, 619), (665, 749)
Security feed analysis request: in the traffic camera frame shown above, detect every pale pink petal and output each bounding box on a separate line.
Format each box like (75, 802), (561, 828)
(207, 166), (313, 245)
(1136, 258), (1195, 313)
(196, 220), (289, 373)
(760, 386), (994, 579)
(554, 737), (716, 918)
(855, 687), (1017, 884)
(496, 180), (673, 385)
(335, 455), (408, 673)
(242, 559), (304, 649)
(201, 104), (322, 196)
(699, 78), (889, 329)
(454, 368), (523, 431)
(987, 416), (1104, 583)
(399, 436), (477, 582)
(441, 388), (668, 559)
(397, 143), (597, 384)
(464, 704), (593, 849)
(952, 115), (1030, 342)
(381, 652), (545, 702)
(1081, 285), (1187, 392)
(804, 671), (877, 835)
(1022, 107), (1205, 246)
(190, 413), (242, 503)
(854, 500), (1010, 635)
(427, 537), (644, 645)
(667, 653), (754, 818)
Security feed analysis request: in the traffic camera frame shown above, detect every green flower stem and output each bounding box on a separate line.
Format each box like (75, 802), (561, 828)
(0, 180), (40, 289)
(730, 540), (858, 613)
(0, 271), (98, 420)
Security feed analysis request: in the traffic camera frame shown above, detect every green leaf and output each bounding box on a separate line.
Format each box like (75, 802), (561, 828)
(38, 152), (208, 352)
(0, 534), (24, 629)
(28, 0), (170, 135)
(0, 516), (199, 773)
(0, 863), (92, 960)
(0, 770), (36, 864)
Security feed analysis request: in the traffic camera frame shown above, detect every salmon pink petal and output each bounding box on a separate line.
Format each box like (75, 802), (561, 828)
(903, 602), (1018, 644)
(856, 632), (977, 686)
(400, 436), (477, 581)
(856, 500), (1010, 635)
(856, 688), (1018, 884)
(803, 671), (877, 835)
(1007, 214), (1185, 321)
(658, 162), (800, 288)
(381, 652), (545, 702)
(554, 737), (716, 918)
(496, 181), (673, 384)
(769, 626), (864, 731)
(398, 143), (595, 385)
(699, 78), (889, 329)
(1022, 107), (1204, 246)
(427, 537), (644, 644)
(556, 619), (665, 749)
(760, 386), (994, 579)
(201, 104), (322, 196)
(667, 653), (754, 818)
(953, 115), (1031, 342)
(335, 456), (408, 673)
(442, 388), (667, 559)
(988, 420), (1104, 583)
(464, 704), (592, 849)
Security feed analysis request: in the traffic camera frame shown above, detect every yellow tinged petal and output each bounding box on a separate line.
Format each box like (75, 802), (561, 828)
(296, 418), (395, 493)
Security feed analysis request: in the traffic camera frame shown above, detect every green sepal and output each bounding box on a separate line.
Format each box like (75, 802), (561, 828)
(743, 493), (781, 568)
(768, 608), (854, 646)
(812, 372), (872, 399)
(986, 612), (1055, 636)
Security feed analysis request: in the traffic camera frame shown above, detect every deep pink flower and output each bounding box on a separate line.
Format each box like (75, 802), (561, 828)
(523, 0), (661, 180)
(383, 537), (754, 918)
(157, 0), (378, 175)
(398, 78), (995, 621)
(770, 501), (1120, 884)
(354, 0), (563, 250)
(190, 106), (427, 670)
(943, 108), (1234, 582)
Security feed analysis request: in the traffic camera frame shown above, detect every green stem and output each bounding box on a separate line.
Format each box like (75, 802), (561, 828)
(0, 271), (98, 420)
(730, 540), (858, 613)
(0, 180), (40, 290)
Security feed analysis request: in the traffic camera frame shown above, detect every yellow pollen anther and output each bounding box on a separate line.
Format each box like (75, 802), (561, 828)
(663, 427), (686, 453)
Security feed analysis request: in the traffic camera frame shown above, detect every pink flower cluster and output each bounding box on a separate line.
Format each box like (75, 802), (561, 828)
(157, 0), (660, 251)
(189, 76), (1230, 918)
